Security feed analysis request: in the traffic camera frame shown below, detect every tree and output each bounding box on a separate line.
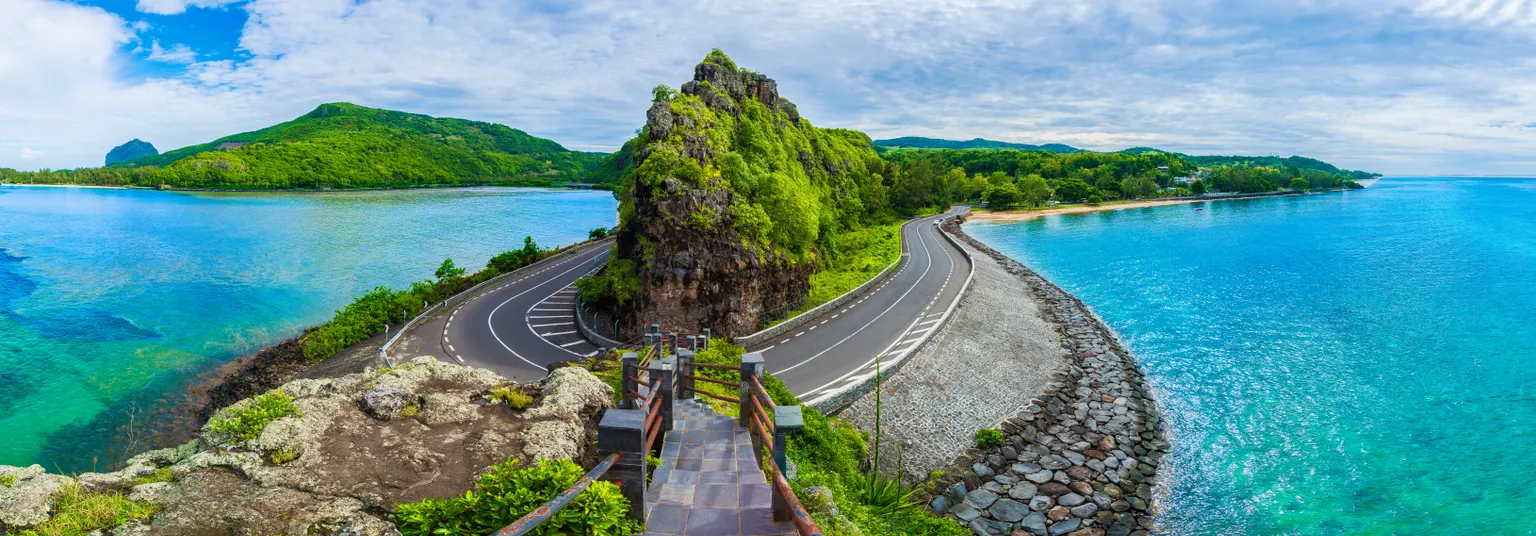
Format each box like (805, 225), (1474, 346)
(1017, 174), (1050, 207)
(1289, 178), (1311, 191)
(589, 227), (608, 240)
(983, 183), (1025, 209)
(1190, 180), (1207, 195)
(1054, 179), (1092, 203)
(436, 258), (465, 280)
(1123, 177), (1159, 199)
(521, 236), (539, 257)
(1094, 176), (1122, 199)
(1086, 194), (1103, 206)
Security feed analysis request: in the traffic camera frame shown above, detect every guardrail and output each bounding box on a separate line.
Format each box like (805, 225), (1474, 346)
(733, 219), (913, 348)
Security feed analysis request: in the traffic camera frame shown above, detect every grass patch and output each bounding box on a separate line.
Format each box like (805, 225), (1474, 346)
(268, 447), (301, 465)
(975, 428), (1003, 448)
(489, 386), (534, 410)
(771, 221), (903, 328)
(0, 474), (15, 487)
(394, 458), (642, 536)
(206, 390), (300, 446)
(132, 467), (175, 486)
(15, 483), (160, 536)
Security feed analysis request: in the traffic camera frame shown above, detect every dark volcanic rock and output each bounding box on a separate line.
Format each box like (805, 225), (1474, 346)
(105, 138), (158, 165)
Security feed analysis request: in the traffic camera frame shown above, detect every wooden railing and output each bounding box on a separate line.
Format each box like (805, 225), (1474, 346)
(678, 352), (823, 536)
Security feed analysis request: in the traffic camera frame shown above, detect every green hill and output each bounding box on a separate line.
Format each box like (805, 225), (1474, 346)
(5, 103), (608, 190)
(874, 136), (1081, 153)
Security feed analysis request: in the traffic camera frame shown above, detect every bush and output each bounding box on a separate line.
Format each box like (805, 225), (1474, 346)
(16, 483), (160, 536)
(1086, 194), (1103, 206)
(589, 227), (609, 240)
(489, 386), (534, 410)
(206, 390), (300, 446)
(0, 474), (14, 487)
(575, 257), (643, 307)
(975, 428), (1003, 448)
(393, 458), (643, 536)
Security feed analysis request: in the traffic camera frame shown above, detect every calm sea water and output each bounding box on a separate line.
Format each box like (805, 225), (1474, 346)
(967, 178), (1536, 535)
(0, 186), (616, 471)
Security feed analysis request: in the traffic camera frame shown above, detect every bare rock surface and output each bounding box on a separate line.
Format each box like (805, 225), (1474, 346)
(0, 358), (613, 535)
(840, 230), (1068, 483)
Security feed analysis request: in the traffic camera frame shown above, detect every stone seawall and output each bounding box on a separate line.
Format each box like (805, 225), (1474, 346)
(923, 222), (1170, 536)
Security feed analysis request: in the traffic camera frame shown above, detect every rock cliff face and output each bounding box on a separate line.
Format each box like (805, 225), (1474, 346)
(0, 358), (613, 535)
(607, 51), (880, 337)
(105, 139), (158, 166)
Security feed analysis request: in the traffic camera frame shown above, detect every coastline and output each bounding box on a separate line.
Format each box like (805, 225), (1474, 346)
(969, 188), (1348, 222)
(914, 219), (1169, 535)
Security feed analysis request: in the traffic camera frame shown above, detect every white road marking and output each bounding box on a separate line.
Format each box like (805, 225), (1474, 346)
(485, 248), (610, 372)
(762, 345), (776, 352)
(559, 340), (586, 347)
(530, 322), (573, 328)
(527, 315), (566, 319)
(540, 330), (578, 337)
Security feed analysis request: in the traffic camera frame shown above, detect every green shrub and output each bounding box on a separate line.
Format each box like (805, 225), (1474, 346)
(133, 467), (175, 486)
(393, 458), (642, 536)
(575, 257), (643, 307)
(1086, 194), (1103, 206)
(206, 390), (300, 446)
(17, 483), (160, 536)
(0, 473), (15, 487)
(588, 227), (609, 240)
(975, 428), (1003, 448)
(489, 387), (534, 410)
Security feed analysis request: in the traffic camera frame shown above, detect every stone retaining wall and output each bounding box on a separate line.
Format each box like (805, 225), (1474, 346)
(923, 223), (1169, 536)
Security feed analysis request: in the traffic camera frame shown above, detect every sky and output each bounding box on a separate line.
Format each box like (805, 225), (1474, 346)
(3, 0), (1536, 176)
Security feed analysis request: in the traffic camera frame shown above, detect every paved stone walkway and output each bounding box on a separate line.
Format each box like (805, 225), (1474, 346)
(642, 399), (794, 536)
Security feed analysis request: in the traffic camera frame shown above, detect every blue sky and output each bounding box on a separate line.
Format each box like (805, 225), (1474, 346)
(4, 0), (1536, 175)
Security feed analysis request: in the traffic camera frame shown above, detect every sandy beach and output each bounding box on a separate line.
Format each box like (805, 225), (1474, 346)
(968, 197), (1216, 221)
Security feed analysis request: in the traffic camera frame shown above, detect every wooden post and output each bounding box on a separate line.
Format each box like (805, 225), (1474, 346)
(620, 352), (638, 409)
(772, 405), (804, 522)
(648, 358), (677, 437)
(597, 409), (647, 522)
(676, 349), (695, 400)
(740, 352), (764, 429)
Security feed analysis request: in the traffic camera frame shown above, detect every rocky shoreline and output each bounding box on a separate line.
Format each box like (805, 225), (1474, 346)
(922, 221), (1170, 536)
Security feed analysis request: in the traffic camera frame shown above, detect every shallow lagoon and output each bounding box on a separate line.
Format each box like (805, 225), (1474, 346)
(0, 186), (616, 470)
(968, 178), (1536, 535)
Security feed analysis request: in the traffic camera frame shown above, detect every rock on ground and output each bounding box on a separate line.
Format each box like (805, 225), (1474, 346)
(840, 232), (1068, 483)
(0, 359), (613, 535)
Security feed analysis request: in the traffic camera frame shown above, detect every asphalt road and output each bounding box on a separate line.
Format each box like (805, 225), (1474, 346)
(749, 207), (970, 403)
(422, 207), (969, 397)
(415, 241), (611, 382)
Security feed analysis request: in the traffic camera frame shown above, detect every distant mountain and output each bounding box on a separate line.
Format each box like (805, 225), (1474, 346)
(106, 102), (607, 189)
(873, 136), (1082, 153)
(104, 139), (157, 166)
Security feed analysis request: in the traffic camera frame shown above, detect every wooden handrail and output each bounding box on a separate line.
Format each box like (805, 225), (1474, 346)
(492, 452), (623, 536)
(748, 375), (776, 411)
(684, 374), (736, 388)
(689, 362), (739, 371)
(770, 466), (824, 536)
(694, 390), (740, 404)
(748, 394), (774, 436)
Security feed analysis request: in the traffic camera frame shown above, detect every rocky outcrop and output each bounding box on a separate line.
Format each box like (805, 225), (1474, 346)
(611, 51), (873, 337)
(105, 139), (158, 166)
(0, 358), (613, 535)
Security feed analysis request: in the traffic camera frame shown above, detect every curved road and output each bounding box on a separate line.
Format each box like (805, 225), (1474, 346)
(413, 207), (970, 399)
(406, 241), (612, 383)
(748, 207), (970, 404)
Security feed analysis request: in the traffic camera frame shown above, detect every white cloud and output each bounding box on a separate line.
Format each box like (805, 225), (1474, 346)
(146, 41), (197, 63)
(134, 0), (240, 16)
(19, 147), (43, 159)
(6, 0), (1536, 175)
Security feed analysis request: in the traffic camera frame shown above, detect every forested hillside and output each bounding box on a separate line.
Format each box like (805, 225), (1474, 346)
(0, 103), (607, 190)
(874, 136), (1081, 153)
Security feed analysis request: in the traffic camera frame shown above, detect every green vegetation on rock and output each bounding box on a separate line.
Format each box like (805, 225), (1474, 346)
(13, 483), (160, 536)
(206, 390), (300, 446)
(1, 103), (607, 190)
(393, 457), (642, 536)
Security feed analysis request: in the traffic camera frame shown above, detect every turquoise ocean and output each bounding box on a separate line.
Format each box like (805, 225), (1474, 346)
(967, 178), (1536, 535)
(0, 186), (616, 472)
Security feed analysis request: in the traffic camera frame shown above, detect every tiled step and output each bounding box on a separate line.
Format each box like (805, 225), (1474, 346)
(641, 400), (794, 536)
